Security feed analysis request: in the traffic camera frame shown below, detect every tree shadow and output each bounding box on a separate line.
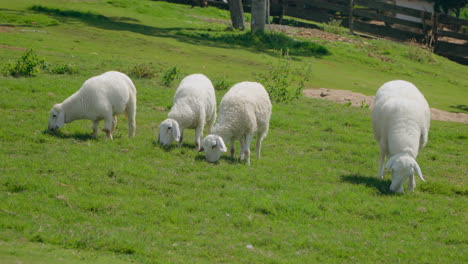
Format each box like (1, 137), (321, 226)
(340, 174), (394, 195)
(29, 5), (329, 57)
(450, 104), (468, 113)
(43, 129), (95, 141)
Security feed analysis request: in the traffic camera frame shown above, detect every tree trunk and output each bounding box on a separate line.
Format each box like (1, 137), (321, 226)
(228, 0), (245, 30)
(251, 0), (266, 33)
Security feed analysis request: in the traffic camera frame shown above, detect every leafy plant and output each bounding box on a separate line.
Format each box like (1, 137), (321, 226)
(129, 63), (156, 79)
(160, 66), (180, 87)
(213, 76), (232, 90)
(323, 19), (348, 35)
(48, 64), (77, 75)
(2, 49), (46, 77)
(406, 46), (437, 64)
(255, 50), (311, 103)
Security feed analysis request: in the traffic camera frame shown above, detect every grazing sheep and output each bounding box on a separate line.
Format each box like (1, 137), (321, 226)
(158, 74), (216, 151)
(201, 81), (272, 165)
(48, 71), (137, 139)
(372, 80), (430, 193)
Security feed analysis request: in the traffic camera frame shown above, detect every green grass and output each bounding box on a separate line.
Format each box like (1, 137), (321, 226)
(0, 0), (467, 263)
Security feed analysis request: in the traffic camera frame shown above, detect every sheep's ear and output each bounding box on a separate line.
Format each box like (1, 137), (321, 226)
(412, 160), (425, 182)
(57, 111), (65, 128)
(216, 137), (227, 152)
(172, 121), (180, 142)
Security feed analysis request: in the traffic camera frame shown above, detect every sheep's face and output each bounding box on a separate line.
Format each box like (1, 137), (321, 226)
(201, 135), (227, 163)
(158, 119), (180, 146)
(48, 104), (65, 131)
(387, 155), (417, 193)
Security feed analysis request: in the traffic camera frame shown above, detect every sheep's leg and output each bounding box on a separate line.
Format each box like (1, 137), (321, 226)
(92, 120), (99, 138)
(194, 124), (203, 151)
(408, 174), (416, 192)
(378, 148), (386, 179)
(256, 131), (266, 159)
(112, 115), (118, 131)
(243, 134), (253, 165)
(230, 139), (235, 160)
(178, 129), (184, 148)
(126, 98), (136, 138)
(104, 116), (114, 140)
(239, 137), (246, 161)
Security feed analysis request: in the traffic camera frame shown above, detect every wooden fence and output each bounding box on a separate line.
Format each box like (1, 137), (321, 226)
(271, 0), (468, 64)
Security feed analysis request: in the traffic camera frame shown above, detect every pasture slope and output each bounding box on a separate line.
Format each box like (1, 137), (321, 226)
(0, 0), (467, 263)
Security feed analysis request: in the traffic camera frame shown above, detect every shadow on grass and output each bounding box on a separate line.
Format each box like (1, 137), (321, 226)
(340, 174), (393, 195)
(43, 129), (95, 141)
(450, 104), (468, 113)
(194, 154), (240, 164)
(29, 5), (329, 57)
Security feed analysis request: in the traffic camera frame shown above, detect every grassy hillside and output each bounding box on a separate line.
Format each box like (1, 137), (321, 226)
(0, 0), (467, 263)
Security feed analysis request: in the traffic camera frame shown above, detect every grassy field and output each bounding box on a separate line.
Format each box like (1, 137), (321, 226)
(0, 0), (467, 263)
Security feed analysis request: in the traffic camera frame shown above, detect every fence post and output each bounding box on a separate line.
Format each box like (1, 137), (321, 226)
(349, 0), (354, 34)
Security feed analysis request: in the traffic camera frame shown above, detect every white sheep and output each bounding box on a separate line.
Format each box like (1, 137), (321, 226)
(158, 74), (216, 151)
(372, 80), (430, 193)
(48, 71), (137, 139)
(201, 81), (272, 165)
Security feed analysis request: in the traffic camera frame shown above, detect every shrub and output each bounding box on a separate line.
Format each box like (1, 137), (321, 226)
(406, 46), (437, 64)
(213, 76), (232, 91)
(2, 49), (46, 77)
(255, 51), (312, 103)
(129, 63), (156, 79)
(48, 64), (77, 75)
(323, 19), (347, 35)
(160, 66), (180, 87)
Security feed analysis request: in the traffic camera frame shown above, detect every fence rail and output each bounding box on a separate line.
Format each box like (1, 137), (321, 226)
(274, 0), (468, 64)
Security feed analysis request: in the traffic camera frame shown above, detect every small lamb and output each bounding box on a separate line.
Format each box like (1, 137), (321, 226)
(48, 71), (137, 139)
(201, 81), (272, 165)
(372, 80), (430, 193)
(158, 74), (216, 151)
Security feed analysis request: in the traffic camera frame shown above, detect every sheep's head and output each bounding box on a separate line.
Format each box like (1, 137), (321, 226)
(386, 154), (425, 193)
(201, 134), (227, 163)
(48, 104), (65, 131)
(158, 118), (180, 146)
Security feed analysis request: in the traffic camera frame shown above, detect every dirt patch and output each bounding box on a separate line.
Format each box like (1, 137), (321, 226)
(0, 44), (27, 51)
(304, 88), (468, 124)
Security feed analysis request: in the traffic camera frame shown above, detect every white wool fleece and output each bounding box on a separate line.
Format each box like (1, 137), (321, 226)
(48, 71), (137, 139)
(372, 80), (430, 193)
(158, 74), (216, 151)
(202, 81), (272, 165)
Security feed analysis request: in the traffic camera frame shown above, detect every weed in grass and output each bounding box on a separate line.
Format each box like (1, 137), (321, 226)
(255, 51), (312, 103)
(48, 64), (78, 75)
(323, 19), (348, 35)
(129, 63), (156, 79)
(213, 76), (232, 90)
(406, 46), (437, 64)
(2, 49), (46, 77)
(160, 66), (180, 87)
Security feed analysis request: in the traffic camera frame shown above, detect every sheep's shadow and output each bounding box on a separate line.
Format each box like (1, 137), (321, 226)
(153, 141), (198, 152)
(43, 129), (95, 141)
(340, 174), (393, 195)
(194, 154), (240, 164)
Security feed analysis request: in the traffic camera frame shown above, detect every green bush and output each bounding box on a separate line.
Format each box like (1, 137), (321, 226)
(255, 51), (312, 103)
(2, 49), (46, 77)
(129, 63), (156, 79)
(48, 64), (77, 75)
(213, 76), (232, 91)
(160, 66), (180, 87)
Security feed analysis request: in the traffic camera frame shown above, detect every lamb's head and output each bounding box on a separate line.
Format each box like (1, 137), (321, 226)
(386, 153), (425, 193)
(158, 118), (180, 146)
(48, 104), (65, 131)
(201, 134), (227, 163)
